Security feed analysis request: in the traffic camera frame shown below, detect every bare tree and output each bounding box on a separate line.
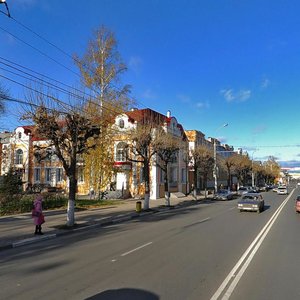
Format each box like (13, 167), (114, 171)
(24, 97), (100, 227)
(152, 128), (184, 206)
(127, 124), (157, 210)
(189, 145), (214, 199)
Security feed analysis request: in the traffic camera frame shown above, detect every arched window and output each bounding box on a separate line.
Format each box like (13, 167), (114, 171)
(118, 119), (125, 129)
(116, 142), (127, 162)
(15, 149), (23, 165)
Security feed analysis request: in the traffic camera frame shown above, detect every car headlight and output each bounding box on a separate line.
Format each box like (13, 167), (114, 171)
(252, 205), (258, 208)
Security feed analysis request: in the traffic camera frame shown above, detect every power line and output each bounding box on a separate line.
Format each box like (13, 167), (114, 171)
(0, 13), (149, 109)
(0, 57), (128, 117)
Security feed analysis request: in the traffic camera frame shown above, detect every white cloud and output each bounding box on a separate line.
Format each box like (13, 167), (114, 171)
(128, 56), (143, 73)
(252, 125), (267, 135)
(177, 94), (191, 103)
(142, 88), (156, 99)
(196, 101), (210, 109)
(220, 88), (251, 103)
(261, 77), (270, 89)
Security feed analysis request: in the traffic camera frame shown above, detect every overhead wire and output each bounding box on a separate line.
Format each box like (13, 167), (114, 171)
(0, 14), (149, 111)
(0, 56), (129, 118)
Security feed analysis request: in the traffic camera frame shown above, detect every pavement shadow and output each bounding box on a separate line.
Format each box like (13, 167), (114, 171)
(85, 288), (159, 300)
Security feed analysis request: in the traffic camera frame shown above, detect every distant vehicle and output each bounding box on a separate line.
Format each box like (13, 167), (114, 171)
(257, 185), (267, 192)
(213, 189), (234, 201)
(277, 186), (288, 195)
(272, 185), (279, 192)
(238, 192), (264, 213)
(295, 195), (300, 213)
(237, 186), (251, 196)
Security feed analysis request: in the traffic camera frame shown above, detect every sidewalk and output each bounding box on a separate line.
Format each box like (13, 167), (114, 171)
(0, 194), (211, 251)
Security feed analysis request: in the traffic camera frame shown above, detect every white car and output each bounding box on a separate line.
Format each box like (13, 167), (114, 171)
(277, 186), (288, 195)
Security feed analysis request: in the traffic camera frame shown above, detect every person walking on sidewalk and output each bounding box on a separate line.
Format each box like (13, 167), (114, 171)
(32, 194), (45, 235)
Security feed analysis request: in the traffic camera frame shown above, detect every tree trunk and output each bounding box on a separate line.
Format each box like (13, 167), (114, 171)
(143, 163), (150, 210)
(164, 167), (170, 206)
(67, 163), (77, 227)
(193, 167), (198, 200)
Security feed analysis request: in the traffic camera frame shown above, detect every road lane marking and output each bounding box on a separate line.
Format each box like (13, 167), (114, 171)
(210, 190), (293, 300)
(121, 242), (153, 257)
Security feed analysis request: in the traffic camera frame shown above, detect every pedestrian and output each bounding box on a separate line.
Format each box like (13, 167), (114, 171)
(32, 194), (45, 235)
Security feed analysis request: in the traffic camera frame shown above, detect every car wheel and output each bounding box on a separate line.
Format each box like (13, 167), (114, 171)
(239, 209), (243, 212)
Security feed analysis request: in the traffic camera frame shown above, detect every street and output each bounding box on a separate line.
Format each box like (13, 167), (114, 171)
(1, 187), (299, 300)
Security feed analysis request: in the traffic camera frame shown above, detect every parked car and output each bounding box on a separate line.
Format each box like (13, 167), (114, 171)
(213, 189), (234, 201)
(295, 195), (300, 213)
(238, 192), (264, 213)
(277, 186), (288, 195)
(237, 186), (251, 196)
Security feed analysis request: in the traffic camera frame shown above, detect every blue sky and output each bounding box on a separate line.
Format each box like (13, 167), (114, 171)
(1, 0), (300, 167)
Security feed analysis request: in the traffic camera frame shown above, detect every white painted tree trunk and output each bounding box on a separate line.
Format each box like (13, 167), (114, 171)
(165, 192), (170, 206)
(144, 193), (150, 210)
(67, 199), (75, 227)
(193, 189), (197, 200)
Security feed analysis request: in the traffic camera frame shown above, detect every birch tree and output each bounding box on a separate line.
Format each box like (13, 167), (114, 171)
(74, 26), (133, 193)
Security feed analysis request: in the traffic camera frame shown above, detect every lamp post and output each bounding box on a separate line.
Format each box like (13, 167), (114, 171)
(213, 123), (228, 193)
(251, 150), (257, 188)
(0, 0), (11, 18)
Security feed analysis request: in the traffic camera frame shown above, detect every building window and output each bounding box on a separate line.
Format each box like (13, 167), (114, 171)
(181, 168), (186, 183)
(18, 132), (22, 139)
(118, 119), (125, 128)
(56, 168), (63, 182)
(160, 168), (165, 183)
(139, 167), (145, 183)
(78, 168), (84, 183)
(34, 168), (41, 182)
(115, 142), (128, 162)
(15, 149), (23, 165)
(45, 168), (52, 183)
(169, 166), (178, 187)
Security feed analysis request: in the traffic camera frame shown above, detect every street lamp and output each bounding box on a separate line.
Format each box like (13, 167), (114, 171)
(251, 149), (257, 188)
(0, 0), (11, 18)
(213, 123), (228, 193)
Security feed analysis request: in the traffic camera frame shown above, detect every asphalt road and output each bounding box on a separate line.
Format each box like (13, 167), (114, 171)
(1, 187), (299, 300)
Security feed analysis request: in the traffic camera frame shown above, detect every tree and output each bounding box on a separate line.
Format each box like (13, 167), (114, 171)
(233, 154), (252, 186)
(74, 26), (133, 194)
(222, 154), (239, 189)
(0, 168), (22, 197)
(189, 145), (214, 199)
(0, 82), (8, 115)
(74, 25), (132, 118)
(26, 104), (100, 227)
(152, 128), (184, 206)
(127, 124), (157, 210)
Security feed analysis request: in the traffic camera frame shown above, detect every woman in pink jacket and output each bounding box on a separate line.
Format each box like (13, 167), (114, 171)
(32, 194), (45, 235)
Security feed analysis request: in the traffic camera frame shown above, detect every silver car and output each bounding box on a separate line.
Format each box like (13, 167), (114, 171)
(238, 192), (264, 213)
(213, 189), (234, 201)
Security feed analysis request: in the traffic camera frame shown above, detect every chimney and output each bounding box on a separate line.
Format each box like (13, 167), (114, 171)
(167, 110), (171, 118)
